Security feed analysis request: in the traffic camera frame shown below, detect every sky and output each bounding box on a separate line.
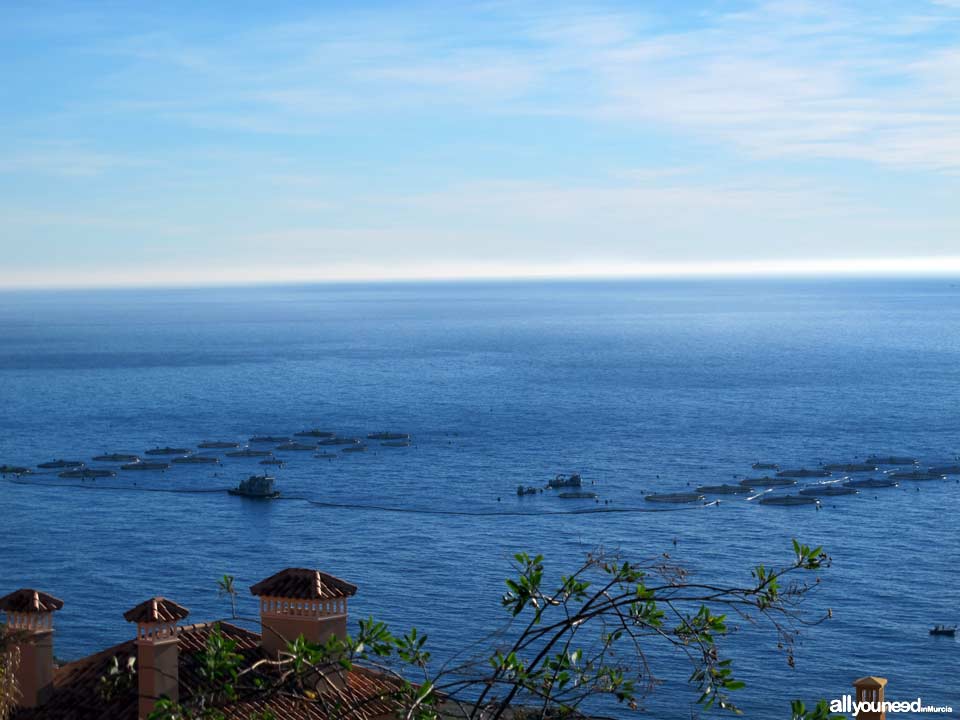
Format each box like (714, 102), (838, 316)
(1, 0), (959, 288)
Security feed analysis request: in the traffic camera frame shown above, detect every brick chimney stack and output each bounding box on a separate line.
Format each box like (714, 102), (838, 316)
(250, 568), (357, 657)
(0, 588), (63, 709)
(123, 597), (189, 720)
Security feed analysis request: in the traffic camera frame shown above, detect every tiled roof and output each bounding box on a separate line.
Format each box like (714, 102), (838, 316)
(0, 589), (64, 614)
(11, 622), (399, 720)
(250, 568), (358, 600)
(122, 597), (190, 624)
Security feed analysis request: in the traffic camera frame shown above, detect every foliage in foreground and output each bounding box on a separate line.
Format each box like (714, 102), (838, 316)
(0, 542), (826, 720)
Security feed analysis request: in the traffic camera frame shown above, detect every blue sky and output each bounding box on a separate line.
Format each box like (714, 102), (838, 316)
(2, 0), (959, 287)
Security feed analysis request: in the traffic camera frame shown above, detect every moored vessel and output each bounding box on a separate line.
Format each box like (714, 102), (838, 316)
(823, 463), (877, 472)
(843, 477), (898, 489)
(249, 436), (289, 444)
(888, 470), (946, 481)
(865, 455), (917, 465)
(228, 474), (279, 499)
(645, 492), (704, 503)
(144, 447), (189, 456)
(758, 495), (819, 506)
(367, 431), (410, 440)
(740, 476), (797, 488)
(776, 468), (831, 478)
(696, 483), (751, 494)
(548, 473), (582, 489)
(37, 460), (84, 469)
(226, 449), (273, 458)
(274, 442), (317, 451)
(59, 468), (115, 479)
(198, 441), (239, 449)
(294, 429), (336, 438)
(92, 453), (140, 463)
(927, 465), (960, 475)
(0, 465), (31, 475)
(171, 455), (220, 464)
(798, 485), (858, 497)
(121, 462), (169, 471)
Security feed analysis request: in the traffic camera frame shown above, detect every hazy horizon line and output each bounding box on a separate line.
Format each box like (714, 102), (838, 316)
(4, 256), (960, 292)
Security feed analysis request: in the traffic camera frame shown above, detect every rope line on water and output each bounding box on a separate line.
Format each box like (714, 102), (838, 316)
(305, 499), (721, 516)
(4, 478), (231, 494)
(3, 476), (721, 516)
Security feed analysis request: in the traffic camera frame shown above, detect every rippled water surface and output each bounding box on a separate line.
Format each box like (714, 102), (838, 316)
(1, 280), (958, 717)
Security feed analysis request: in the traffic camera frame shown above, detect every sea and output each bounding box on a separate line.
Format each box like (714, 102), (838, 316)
(1, 279), (958, 718)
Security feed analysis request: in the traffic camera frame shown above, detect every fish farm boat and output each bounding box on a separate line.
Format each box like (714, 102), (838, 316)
(930, 625), (957, 637)
(751, 462), (780, 470)
(318, 437), (361, 446)
(92, 453), (140, 462)
(144, 447), (189, 456)
(798, 486), (858, 497)
(381, 440), (411, 447)
(121, 462), (169, 471)
(59, 468), (115, 479)
(823, 463), (878, 472)
(928, 465), (960, 475)
(548, 473), (583, 489)
(844, 477), (899, 489)
(368, 432), (410, 440)
(228, 474), (279, 499)
(559, 491), (599, 499)
(888, 471), (946, 481)
(696, 483), (751, 494)
(758, 495), (819, 506)
(226, 449), (273, 458)
(776, 468), (832, 478)
(865, 456), (917, 465)
(294, 429), (336, 438)
(0, 465), (31, 475)
(740, 476), (797, 488)
(198, 441), (239, 449)
(645, 492), (704, 503)
(517, 485), (540, 496)
(341, 445), (367, 453)
(171, 455), (220, 464)
(37, 460), (84, 469)
(248, 436), (289, 444)
(274, 442), (317, 451)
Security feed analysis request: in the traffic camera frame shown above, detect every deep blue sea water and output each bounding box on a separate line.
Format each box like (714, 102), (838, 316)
(1, 279), (958, 718)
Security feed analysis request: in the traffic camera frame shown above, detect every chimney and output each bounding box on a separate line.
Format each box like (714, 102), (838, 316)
(0, 588), (63, 708)
(853, 676), (888, 720)
(123, 597), (189, 720)
(250, 568), (357, 657)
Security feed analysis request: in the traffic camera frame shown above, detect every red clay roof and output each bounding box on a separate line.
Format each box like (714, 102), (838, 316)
(122, 597), (190, 624)
(250, 568), (358, 600)
(0, 589), (64, 614)
(12, 621), (399, 720)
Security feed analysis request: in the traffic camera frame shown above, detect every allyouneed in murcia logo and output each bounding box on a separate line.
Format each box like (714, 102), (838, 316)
(830, 695), (953, 715)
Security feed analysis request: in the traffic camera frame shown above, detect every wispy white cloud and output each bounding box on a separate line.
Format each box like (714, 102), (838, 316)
(61, 0), (960, 171)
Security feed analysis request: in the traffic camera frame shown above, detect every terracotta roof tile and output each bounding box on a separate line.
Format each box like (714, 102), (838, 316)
(122, 597), (190, 624)
(250, 568), (358, 600)
(12, 622), (399, 720)
(0, 589), (63, 614)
